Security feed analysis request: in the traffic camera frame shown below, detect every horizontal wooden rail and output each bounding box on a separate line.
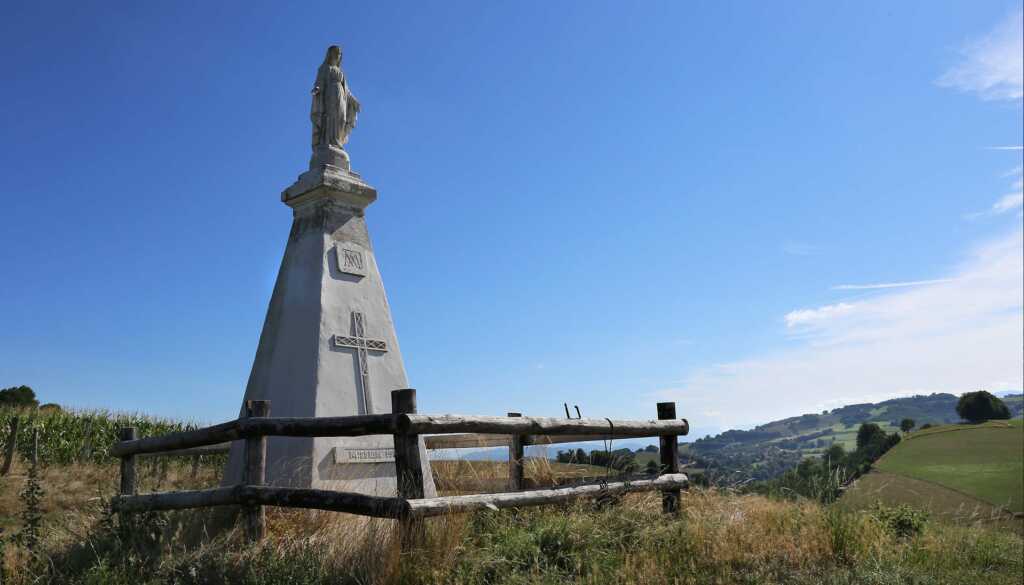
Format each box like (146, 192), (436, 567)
(139, 443), (231, 458)
(110, 419), (240, 458)
(242, 415), (398, 439)
(407, 473), (689, 518)
(424, 434), (511, 449)
(110, 474), (688, 520)
(111, 414), (687, 458)
(109, 414), (398, 457)
(402, 415), (689, 438)
(112, 485), (408, 518)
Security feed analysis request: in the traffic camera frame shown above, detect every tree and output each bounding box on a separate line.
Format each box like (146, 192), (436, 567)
(0, 386), (37, 408)
(899, 418), (915, 433)
(644, 460), (660, 475)
(856, 423), (886, 450)
(956, 390), (1011, 423)
(823, 444), (846, 468)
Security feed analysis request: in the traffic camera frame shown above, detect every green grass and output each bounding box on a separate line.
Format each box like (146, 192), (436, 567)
(13, 487), (1024, 585)
(631, 451), (659, 466)
(842, 471), (1022, 533)
(875, 421), (1023, 513)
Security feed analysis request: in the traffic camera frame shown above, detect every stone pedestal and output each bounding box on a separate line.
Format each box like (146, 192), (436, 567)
(224, 164), (436, 497)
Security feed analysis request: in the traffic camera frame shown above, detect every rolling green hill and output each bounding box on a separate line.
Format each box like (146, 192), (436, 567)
(873, 420), (1023, 513)
(841, 420), (1023, 532)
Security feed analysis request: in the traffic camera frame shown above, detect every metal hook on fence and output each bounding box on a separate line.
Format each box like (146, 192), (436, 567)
(563, 403), (582, 420)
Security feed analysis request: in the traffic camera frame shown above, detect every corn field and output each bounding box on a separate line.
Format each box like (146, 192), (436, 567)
(0, 407), (218, 467)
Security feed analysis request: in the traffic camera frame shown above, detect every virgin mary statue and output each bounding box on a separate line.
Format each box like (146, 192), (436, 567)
(310, 45), (360, 169)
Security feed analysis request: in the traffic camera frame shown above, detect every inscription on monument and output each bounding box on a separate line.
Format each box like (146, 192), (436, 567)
(334, 447), (395, 464)
(335, 243), (367, 277)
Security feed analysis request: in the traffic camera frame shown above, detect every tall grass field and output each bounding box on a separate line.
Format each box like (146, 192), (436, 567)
(0, 407), (1022, 584)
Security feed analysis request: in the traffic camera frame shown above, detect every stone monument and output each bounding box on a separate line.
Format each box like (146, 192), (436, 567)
(224, 45), (437, 496)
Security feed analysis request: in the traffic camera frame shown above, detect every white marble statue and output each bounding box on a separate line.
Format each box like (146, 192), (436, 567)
(310, 45), (360, 170)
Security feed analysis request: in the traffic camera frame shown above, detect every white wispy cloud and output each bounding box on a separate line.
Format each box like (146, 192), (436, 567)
(985, 146), (1024, 150)
(937, 9), (1023, 101)
(992, 192), (1024, 213)
(967, 166), (1024, 218)
(831, 279), (955, 291)
(658, 230), (1024, 429)
(784, 303), (856, 328)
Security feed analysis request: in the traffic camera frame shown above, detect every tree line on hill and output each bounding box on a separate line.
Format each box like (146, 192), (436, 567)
(747, 421), (904, 503)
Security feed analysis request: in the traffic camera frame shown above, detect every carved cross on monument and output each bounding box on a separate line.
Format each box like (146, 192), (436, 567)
(333, 311), (388, 414)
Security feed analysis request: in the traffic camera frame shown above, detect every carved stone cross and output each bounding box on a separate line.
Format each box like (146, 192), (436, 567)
(333, 311), (388, 414)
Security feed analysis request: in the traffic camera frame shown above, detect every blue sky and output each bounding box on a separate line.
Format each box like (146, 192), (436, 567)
(1, 2), (1021, 437)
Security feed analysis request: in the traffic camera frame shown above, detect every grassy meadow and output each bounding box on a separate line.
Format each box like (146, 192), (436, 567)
(0, 407), (1022, 583)
(840, 471), (1022, 533)
(2, 456), (1022, 584)
(874, 420), (1023, 513)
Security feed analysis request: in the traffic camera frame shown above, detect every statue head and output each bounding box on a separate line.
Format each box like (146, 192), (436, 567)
(325, 45), (342, 66)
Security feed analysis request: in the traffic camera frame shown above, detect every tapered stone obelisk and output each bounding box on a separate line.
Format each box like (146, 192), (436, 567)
(224, 45), (436, 496)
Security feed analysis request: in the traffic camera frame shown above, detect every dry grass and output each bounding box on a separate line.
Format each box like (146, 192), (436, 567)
(431, 457), (618, 494)
(0, 459), (1021, 584)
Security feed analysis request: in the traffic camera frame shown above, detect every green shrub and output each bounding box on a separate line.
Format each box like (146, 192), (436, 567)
(869, 502), (928, 538)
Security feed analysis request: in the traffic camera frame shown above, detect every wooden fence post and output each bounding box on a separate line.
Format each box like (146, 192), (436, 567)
(118, 426), (137, 529)
(392, 389), (425, 500)
(118, 427), (137, 495)
(657, 402), (680, 514)
(392, 389), (425, 551)
(1, 416), (19, 476)
(243, 400), (270, 542)
(507, 412), (524, 491)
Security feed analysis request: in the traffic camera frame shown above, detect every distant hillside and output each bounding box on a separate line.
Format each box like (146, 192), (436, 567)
(686, 393), (1023, 482)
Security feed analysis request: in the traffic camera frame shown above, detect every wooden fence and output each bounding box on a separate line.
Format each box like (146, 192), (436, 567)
(109, 389), (690, 542)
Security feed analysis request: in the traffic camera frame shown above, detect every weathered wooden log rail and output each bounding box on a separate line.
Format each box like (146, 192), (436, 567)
(110, 415), (689, 457)
(112, 474), (691, 519)
(110, 389), (689, 543)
